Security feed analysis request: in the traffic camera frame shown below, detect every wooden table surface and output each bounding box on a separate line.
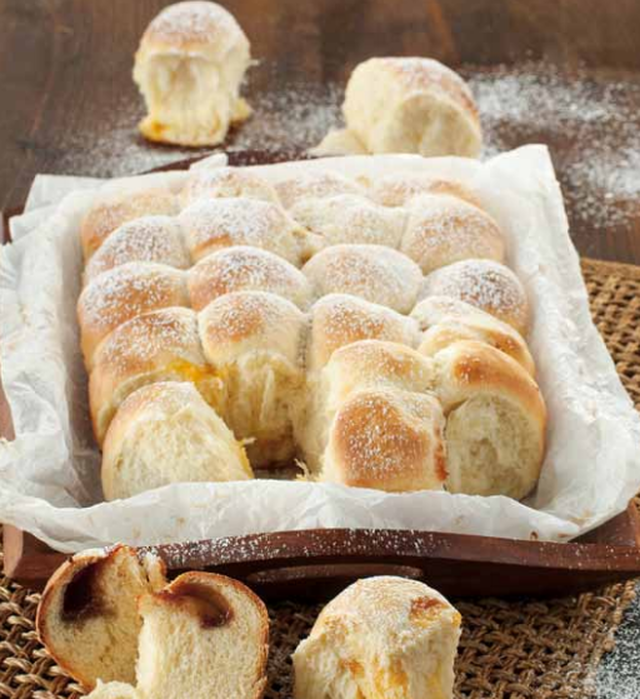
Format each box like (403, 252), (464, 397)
(2, 0), (640, 263)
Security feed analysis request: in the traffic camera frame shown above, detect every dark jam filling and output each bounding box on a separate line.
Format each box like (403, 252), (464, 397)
(61, 560), (105, 623)
(158, 579), (233, 629)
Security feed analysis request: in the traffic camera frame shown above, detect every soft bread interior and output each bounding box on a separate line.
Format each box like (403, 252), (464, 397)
(135, 573), (268, 699)
(445, 394), (542, 499)
(37, 547), (166, 690)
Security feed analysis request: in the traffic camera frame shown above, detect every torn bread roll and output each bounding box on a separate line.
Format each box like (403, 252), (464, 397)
(400, 195), (505, 274)
(89, 307), (220, 445)
(188, 246), (313, 311)
(80, 188), (179, 260)
(78, 263), (189, 370)
(198, 291), (307, 466)
(412, 296), (535, 376)
(433, 340), (546, 500)
(101, 382), (252, 500)
(178, 197), (304, 264)
(293, 576), (461, 699)
(315, 57), (482, 158)
(302, 244), (423, 314)
(84, 216), (190, 284)
(420, 258), (531, 336)
(179, 166), (281, 208)
(133, 1), (251, 146)
(36, 545), (166, 690)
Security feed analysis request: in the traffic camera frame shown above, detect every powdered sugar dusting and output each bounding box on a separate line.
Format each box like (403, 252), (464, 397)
(276, 169), (365, 209)
(180, 166), (280, 207)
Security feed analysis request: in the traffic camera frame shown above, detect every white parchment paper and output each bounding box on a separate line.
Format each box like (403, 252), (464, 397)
(1, 145), (639, 552)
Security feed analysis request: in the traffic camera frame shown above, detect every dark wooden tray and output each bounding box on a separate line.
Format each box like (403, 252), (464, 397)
(2, 150), (640, 600)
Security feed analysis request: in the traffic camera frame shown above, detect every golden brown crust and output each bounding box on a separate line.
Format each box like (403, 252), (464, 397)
(372, 173), (483, 209)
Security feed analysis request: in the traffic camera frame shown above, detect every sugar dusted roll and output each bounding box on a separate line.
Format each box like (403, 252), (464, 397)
(78, 262), (189, 370)
(84, 216), (190, 283)
(307, 293), (421, 373)
(36, 545), (167, 690)
(289, 194), (406, 251)
(295, 340), (436, 474)
(89, 307), (219, 445)
(275, 169), (366, 209)
(102, 382), (252, 500)
(80, 188), (179, 260)
(133, 1), (252, 146)
(178, 197), (303, 264)
(433, 340), (546, 500)
(412, 296), (535, 376)
(198, 291), (307, 466)
(302, 244), (423, 314)
(371, 172), (483, 209)
(179, 166), (281, 208)
(420, 258), (530, 336)
(188, 246), (314, 312)
(321, 387), (447, 492)
(400, 194), (505, 274)
(316, 57), (482, 158)
(293, 576), (461, 699)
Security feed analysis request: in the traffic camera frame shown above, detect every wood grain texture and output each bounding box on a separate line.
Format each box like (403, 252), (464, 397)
(2, 0), (640, 262)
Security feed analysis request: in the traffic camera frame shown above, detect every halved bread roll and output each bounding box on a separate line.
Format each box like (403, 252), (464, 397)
(178, 197), (303, 265)
(295, 340), (436, 474)
(433, 340), (546, 500)
(188, 246), (313, 311)
(307, 294), (420, 373)
(420, 259), (530, 336)
(293, 576), (461, 699)
(412, 296), (535, 376)
(36, 545), (166, 690)
(78, 262), (189, 370)
(102, 382), (252, 500)
(289, 194), (406, 251)
(371, 172), (483, 209)
(322, 387), (447, 492)
(89, 308), (220, 445)
(179, 166), (280, 208)
(302, 244), (423, 314)
(133, 2), (252, 147)
(198, 291), (307, 466)
(84, 216), (190, 284)
(400, 194), (505, 274)
(80, 188), (179, 260)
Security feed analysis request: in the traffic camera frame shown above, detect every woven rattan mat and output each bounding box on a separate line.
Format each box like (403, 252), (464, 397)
(1, 257), (639, 699)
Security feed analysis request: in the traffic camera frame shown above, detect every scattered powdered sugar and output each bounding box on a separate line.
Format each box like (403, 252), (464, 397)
(466, 62), (640, 231)
(421, 259), (528, 329)
(275, 169), (365, 209)
(180, 166), (280, 207)
(145, 1), (242, 47)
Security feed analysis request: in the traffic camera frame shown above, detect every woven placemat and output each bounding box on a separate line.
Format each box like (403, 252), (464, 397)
(1, 257), (639, 699)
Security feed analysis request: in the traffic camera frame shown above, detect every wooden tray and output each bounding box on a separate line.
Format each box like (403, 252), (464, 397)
(2, 150), (640, 600)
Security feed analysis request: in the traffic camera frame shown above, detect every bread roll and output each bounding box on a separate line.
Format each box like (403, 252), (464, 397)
(321, 387), (446, 492)
(371, 172), (482, 209)
(307, 294), (420, 373)
(412, 296), (535, 376)
(188, 246), (313, 311)
(275, 169), (366, 209)
(36, 545), (166, 690)
(133, 572), (268, 699)
(178, 197), (303, 264)
(293, 576), (461, 699)
(80, 188), (179, 260)
(78, 263), (189, 370)
(133, 2), (251, 146)
(420, 259), (530, 336)
(302, 244), (423, 314)
(289, 194), (406, 251)
(338, 57), (482, 157)
(102, 382), (252, 500)
(89, 308), (219, 445)
(84, 216), (190, 283)
(86, 681), (139, 699)
(179, 166), (280, 208)
(295, 340), (436, 474)
(310, 127), (367, 156)
(198, 291), (307, 466)
(433, 340), (546, 500)
(400, 194), (505, 274)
